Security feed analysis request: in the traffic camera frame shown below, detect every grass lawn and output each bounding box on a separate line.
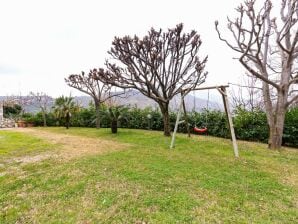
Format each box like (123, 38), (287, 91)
(0, 127), (297, 223)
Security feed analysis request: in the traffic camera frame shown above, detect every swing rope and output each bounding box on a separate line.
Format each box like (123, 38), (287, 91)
(193, 89), (210, 133)
(205, 89), (210, 127)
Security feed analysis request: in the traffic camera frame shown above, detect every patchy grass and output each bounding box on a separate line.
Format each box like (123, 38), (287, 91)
(0, 131), (56, 158)
(0, 127), (297, 223)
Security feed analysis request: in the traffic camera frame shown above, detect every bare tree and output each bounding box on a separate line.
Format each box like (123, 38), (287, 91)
(94, 23), (208, 136)
(229, 74), (263, 111)
(215, 0), (298, 149)
(65, 71), (123, 128)
(29, 92), (53, 127)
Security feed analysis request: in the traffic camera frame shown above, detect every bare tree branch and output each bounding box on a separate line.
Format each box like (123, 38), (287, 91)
(216, 0), (298, 149)
(65, 71), (126, 128)
(94, 23), (208, 136)
(29, 92), (53, 126)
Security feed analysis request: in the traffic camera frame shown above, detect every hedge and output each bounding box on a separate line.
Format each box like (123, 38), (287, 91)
(22, 105), (298, 147)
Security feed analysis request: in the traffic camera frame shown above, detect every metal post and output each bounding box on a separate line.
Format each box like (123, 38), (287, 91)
(220, 87), (239, 158)
(170, 95), (184, 149)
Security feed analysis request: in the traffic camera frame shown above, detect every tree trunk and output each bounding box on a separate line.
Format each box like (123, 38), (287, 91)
(159, 102), (171, 136)
(41, 109), (47, 127)
(268, 112), (285, 149)
(111, 119), (118, 134)
(65, 114), (70, 129)
(261, 75), (289, 150)
(267, 88), (287, 150)
(95, 101), (101, 129)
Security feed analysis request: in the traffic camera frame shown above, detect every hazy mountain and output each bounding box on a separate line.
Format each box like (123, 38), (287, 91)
(0, 92), (222, 113)
(71, 91), (223, 112)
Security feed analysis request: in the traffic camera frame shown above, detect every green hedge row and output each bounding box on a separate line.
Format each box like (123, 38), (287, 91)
(23, 105), (298, 147)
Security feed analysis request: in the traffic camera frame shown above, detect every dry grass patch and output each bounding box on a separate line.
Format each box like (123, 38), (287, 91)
(13, 128), (129, 163)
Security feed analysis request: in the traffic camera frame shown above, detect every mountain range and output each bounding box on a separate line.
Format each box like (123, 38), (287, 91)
(0, 91), (222, 113)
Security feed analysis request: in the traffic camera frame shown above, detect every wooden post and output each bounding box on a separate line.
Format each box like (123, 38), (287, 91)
(219, 87), (239, 158)
(170, 95), (184, 149)
(181, 95), (191, 137)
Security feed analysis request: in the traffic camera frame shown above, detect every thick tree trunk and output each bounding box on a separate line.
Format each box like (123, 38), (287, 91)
(41, 109), (47, 127)
(261, 74), (289, 150)
(65, 114), (70, 129)
(111, 119), (118, 134)
(268, 112), (285, 149)
(159, 102), (171, 136)
(267, 88), (288, 150)
(95, 101), (101, 129)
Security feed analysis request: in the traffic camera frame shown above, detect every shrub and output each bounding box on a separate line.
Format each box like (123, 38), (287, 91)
(283, 107), (298, 147)
(234, 107), (268, 142)
(18, 103), (298, 147)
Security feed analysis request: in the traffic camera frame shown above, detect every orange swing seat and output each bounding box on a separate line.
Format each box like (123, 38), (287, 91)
(193, 126), (208, 133)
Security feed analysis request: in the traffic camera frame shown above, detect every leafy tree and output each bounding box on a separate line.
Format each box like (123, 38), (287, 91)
(52, 96), (80, 129)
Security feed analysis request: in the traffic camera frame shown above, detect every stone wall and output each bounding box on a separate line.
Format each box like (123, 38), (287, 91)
(0, 102), (3, 121)
(0, 102), (16, 128)
(0, 118), (16, 128)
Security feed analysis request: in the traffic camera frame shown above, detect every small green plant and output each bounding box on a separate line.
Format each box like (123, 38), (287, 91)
(3, 104), (22, 120)
(22, 113), (35, 124)
(105, 105), (128, 133)
(52, 96), (80, 129)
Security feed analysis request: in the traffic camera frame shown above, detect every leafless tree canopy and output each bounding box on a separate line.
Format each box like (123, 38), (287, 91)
(215, 0), (298, 149)
(65, 71), (125, 128)
(29, 92), (53, 126)
(93, 23), (208, 136)
(229, 74), (263, 111)
(215, 0), (298, 106)
(4, 95), (32, 114)
(66, 71), (113, 104)
(94, 23), (208, 103)
(29, 92), (53, 110)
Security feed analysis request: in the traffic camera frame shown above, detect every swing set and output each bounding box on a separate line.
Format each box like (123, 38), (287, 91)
(170, 85), (239, 158)
(192, 88), (210, 134)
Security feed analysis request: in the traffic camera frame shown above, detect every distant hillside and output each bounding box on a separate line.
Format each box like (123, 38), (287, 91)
(0, 92), (222, 113)
(73, 91), (222, 112)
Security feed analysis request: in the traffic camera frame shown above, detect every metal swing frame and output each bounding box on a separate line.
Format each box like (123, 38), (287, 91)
(170, 85), (239, 158)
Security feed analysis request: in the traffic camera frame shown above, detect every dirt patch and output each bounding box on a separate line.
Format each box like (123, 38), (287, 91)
(13, 154), (55, 164)
(12, 128), (129, 164)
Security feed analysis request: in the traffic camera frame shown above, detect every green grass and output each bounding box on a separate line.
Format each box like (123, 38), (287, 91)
(0, 131), (56, 157)
(0, 127), (297, 223)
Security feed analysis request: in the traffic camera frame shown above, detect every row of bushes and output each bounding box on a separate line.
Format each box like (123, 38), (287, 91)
(19, 105), (298, 147)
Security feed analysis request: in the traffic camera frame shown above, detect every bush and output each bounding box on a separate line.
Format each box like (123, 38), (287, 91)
(3, 104), (22, 119)
(283, 107), (298, 147)
(71, 107), (96, 127)
(234, 107), (268, 142)
(18, 103), (298, 147)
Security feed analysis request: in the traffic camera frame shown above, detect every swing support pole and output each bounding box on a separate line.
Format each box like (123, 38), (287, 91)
(182, 94), (191, 137)
(170, 85), (239, 158)
(170, 94), (185, 149)
(218, 87), (239, 158)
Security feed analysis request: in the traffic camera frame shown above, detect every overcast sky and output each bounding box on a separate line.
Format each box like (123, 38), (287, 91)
(0, 0), (245, 97)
